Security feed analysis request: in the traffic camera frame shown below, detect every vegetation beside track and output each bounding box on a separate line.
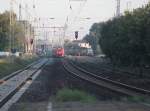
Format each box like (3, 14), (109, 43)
(0, 55), (38, 79)
(83, 3), (150, 76)
(125, 96), (146, 103)
(56, 88), (97, 103)
(70, 58), (150, 91)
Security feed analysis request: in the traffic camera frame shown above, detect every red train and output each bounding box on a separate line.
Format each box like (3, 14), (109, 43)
(52, 47), (65, 57)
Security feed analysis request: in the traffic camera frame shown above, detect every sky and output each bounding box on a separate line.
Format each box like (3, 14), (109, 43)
(0, 0), (149, 42)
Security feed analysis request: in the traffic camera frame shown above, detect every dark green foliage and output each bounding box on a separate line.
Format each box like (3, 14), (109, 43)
(0, 11), (10, 50)
(0, 11), (25, 51)
(83, 23), (103, 54)
(98, 4), (150, 67)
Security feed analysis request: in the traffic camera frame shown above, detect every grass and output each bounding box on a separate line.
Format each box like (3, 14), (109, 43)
(56, 88), (97, 103)
(0, 55), (38, 79)
(121, 96), (149, 103)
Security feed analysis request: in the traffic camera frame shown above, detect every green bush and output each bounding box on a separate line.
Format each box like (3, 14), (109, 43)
(84, 3), (150, 67)
(56, 88), (96, 103)
(126, 96), (146, 102)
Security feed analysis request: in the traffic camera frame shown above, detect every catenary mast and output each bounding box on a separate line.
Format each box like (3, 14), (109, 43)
(116, 0), (121, 17)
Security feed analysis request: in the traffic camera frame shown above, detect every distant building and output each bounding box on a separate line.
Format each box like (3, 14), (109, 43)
(72, 40), (91, 48)
(64, 40), (93, 56)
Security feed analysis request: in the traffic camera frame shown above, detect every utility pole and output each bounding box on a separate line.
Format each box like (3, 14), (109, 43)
(9, 0), (12, 53)
(10, 0), (15, 53)
(116, 0), (121, 17)
(9, 0), (15, 62)
(63, 16), (68, 47)
(25, 4), (29, 54)
(126, 1), (132, 11)
(32, 1), (36, 54)
(19, 4), (22, 20)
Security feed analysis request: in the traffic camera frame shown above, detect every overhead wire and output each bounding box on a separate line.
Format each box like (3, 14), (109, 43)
(63, 0), (75, 41)
(64, 0), (87, 40)
(68, 0), (87, 30)
(13, 0), (37, 22)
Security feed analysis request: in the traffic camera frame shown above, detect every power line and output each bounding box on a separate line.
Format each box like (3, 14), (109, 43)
(13, 0), (36, 21)
(67, 0), (87, 30)
(116, 0), (121, 17)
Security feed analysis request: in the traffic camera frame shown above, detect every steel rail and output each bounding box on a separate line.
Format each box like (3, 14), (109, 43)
(63, 59), (150, 97)
(71, 59), (150, 78)
(0, 58), (48, 108)
(0, 59), (42, 84)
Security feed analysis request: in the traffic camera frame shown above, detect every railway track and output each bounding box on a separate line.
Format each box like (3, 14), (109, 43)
(0, 58), (48, 108)
(73, 59), (150, 79)
(63, 59), (150, 98)
(0, 59), (42, 84)
(73, 62), (137, 78)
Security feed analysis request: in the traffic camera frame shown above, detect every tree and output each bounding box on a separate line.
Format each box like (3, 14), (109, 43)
(98, 3), (150, 76)
(83, 23), (104, 54)
(0, 11), (25, 52)
(0, 11), (10, 51)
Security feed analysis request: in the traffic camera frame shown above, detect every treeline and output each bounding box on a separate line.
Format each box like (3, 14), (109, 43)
(85, 3), (150, 67)
(83, 23), (102, 54)
(0, 11), (24, 51)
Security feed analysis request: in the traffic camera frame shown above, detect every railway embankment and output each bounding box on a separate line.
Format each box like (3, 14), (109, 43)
(68, 56), (150, 91)
(0, 55), (39, 79)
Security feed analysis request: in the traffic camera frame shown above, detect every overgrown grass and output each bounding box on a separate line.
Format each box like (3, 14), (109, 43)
(127, 96), (146, 102)
(56, 88), (97, 103)
(0, 55), (38, 79)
